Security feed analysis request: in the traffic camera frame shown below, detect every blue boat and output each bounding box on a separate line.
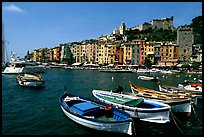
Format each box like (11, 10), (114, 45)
(59, 92), (135, 135)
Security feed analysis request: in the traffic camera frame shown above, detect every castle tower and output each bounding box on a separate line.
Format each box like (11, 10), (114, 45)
(177, 26), (194, 62)
(119, 21), (126, 35)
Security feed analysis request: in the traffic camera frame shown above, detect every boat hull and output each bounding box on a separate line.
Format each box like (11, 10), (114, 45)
(61, 106), (133, 135)
(158, 84), (201, 103)
(2, 67), (24, 74)
(16, 73), (45, 87)
(17, 80), (44, 87)
(92, 90), (170, 124)
(130, 84), (193, 116)
(138, 76), (158, 81)
(3, 66), (45, 74)
(60, 93), (134, 135)
(130, 92), (192, 116)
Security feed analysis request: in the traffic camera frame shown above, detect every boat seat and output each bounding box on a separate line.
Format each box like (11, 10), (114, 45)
(113, 115), (123, 121)
(113, 111), (128, 120)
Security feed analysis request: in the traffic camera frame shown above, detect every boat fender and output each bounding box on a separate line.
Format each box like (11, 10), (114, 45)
(105, 106), (112, 111)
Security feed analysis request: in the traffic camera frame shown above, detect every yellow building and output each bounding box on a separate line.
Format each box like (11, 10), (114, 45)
(33, 49), (39, 62)
(98, 44), (106, 65)
(53, 48), (57, 61)
(107, 43), (116, 65)
(123, 42), (132, 65)
(70, 44), (83, 63)
(98, 43), (116, 65)
(145, 41), (155, 63)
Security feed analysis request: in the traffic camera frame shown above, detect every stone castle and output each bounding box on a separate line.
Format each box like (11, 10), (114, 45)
(130, 16), (175, 31)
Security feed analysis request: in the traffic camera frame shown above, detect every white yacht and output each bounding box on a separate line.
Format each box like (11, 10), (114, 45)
(2, 53), (45, 74)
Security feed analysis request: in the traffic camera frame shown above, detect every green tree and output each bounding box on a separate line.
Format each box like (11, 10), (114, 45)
(191, 62), (200, 70)
(181, 63), (190, 69)
(190, 15), (202, 44)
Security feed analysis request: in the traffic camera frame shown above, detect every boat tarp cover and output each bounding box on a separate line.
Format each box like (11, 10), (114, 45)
(102, 95), (144, 107)
(124, 98), (144, 107)
(71, 102), (100, 115)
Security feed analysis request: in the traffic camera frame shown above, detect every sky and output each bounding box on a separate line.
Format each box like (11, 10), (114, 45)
(2, 2), (202, 61)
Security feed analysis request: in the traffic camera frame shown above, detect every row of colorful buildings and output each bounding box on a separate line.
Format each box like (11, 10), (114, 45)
(25, 23), (202, 67)
(27, 39), (181, 67)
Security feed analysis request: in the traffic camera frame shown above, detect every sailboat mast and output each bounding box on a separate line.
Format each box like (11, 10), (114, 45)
(2, 23), (5, 63)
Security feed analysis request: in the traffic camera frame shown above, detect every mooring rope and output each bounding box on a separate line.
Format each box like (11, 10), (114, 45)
(132, 118), (137, 136)
(170, 105), (202, 130)
(169, 109), (184, 134)
(191, 104), (202, 125)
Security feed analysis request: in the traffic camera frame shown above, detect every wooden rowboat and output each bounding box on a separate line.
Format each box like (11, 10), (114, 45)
(129, 81), (194, 117)
(157, 82), (202, 101)
(16, 72), (44, 87)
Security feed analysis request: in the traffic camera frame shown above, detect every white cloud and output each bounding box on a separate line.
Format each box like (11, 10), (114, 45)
(3, 4), (26, 13)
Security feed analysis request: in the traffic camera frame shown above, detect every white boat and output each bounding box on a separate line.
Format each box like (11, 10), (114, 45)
(149, 68), (160, 73)
(178, 84), (202, 92)
(2, 53), (45, 74)
(158, 82), (202, 101)
(136, 69), (150, 73)
(16, 72), (45, 87)
(138, 75), (159, 81)
(129, 82), (193, 117)
(92, 89), (170, 124)
(198, 79), (202, 83)
(160, 70), (173, 74)
(60, 92), (134, 135)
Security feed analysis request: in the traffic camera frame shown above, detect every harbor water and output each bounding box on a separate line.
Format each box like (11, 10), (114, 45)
(2, 68), (202, 135)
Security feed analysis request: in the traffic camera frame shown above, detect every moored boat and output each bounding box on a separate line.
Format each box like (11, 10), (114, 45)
(178, 80), (202, 92)
(160, 70), (173, 74)
(135, 69), (150, 73)
(92, 89), (170, 124)
(138, 75), (159, 81)
(2, 53), (45, 74)
(16, 72), (45, 87)
(59, 92), (134, 135)
(158, 82), (202, 101)
(129, 82), (194, 117)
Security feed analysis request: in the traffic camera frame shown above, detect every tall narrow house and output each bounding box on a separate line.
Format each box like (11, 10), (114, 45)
(177, 26), (194, 62)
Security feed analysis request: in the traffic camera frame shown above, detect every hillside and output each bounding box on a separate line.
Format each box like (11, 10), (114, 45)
(126, 15), (202, 43)
(190, 15), (202, 44)
(126, 27), (177, 42)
